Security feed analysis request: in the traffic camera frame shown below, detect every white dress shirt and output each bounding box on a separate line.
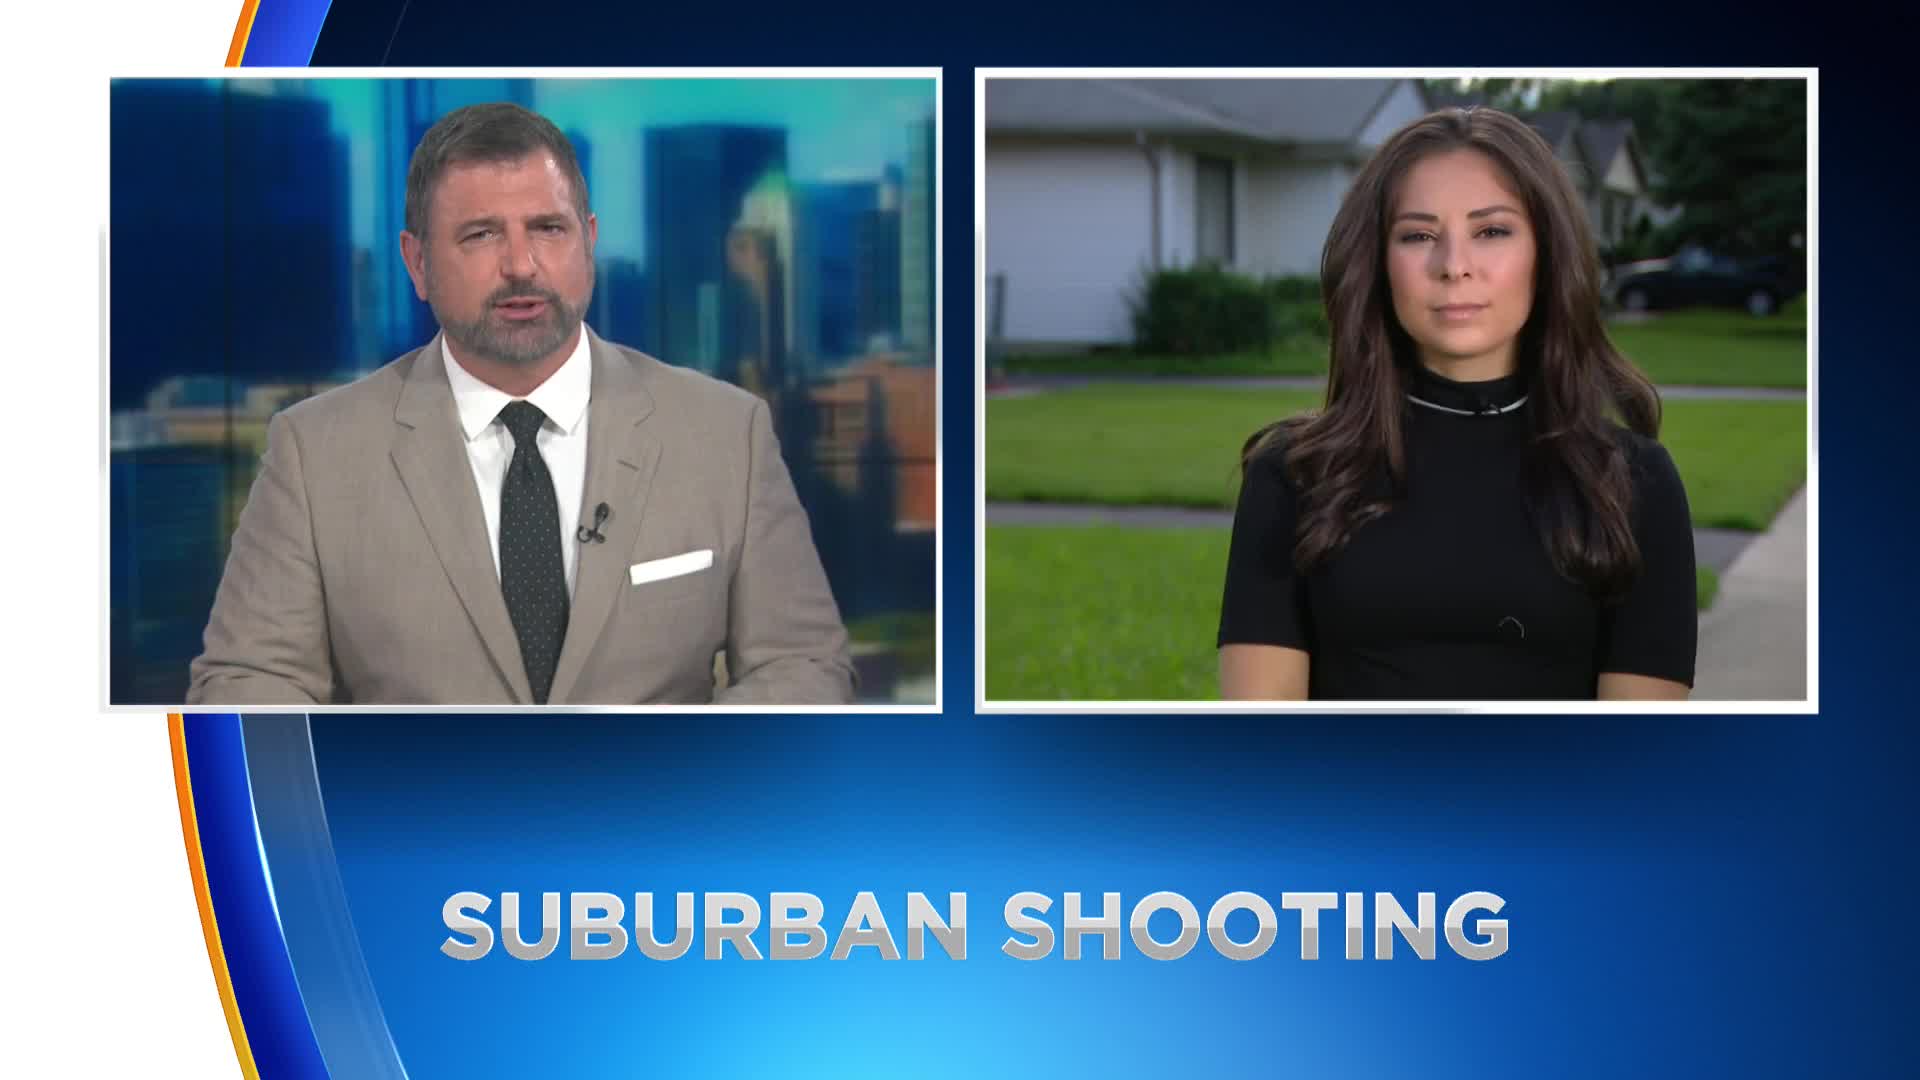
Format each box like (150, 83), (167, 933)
(442, 331), (592, 594)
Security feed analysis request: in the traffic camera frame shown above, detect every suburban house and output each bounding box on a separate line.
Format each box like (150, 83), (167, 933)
(984, 77), (1430, 348)
(1425, 88), (1671, 251)
(1519, 110), (1664, 251)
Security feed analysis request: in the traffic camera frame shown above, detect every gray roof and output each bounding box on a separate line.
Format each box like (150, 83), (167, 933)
(985, 77), (1422, 144)
(1516, 111), (1645, 192)
(1524, 110), (1577, 152)
(1576, 119), (1637, 182)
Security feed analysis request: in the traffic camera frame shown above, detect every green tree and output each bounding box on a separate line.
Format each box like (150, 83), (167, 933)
(1642, 79), (1806, 258)
(1423, 78), (1805, 260)
(1424, 77), (1679, 156)
(1422, 77), (1540, 111)
(1535, 79), (1675, 143)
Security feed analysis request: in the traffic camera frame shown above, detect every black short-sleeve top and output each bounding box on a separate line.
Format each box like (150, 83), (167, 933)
(1217, 366), (1697, 699)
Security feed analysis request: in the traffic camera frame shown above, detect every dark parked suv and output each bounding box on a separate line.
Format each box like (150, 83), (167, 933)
(1606, 246), (1803, 317)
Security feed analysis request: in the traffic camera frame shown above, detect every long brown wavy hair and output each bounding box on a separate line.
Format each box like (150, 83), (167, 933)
(1244, 106), (1663, 599)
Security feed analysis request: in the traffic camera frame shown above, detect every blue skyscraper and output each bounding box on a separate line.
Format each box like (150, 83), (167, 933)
(794, 180), (881, 370)
(110, 81), (352, 406)
(588, 257), (648, 353)
(566, 128), (593, 210)
(109, 446), (229, 704)
(642, 125), (787, 379)
(856, 178), (903, 353)
(900, 112), (936, 362)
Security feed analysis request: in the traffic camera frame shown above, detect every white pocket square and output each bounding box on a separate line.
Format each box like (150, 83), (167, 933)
(629, 549), (713, 586)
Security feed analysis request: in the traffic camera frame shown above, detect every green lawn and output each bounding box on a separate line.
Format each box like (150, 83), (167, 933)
(986, 524), (1725, 701)
(1696, 566), (1720, 611)
(999, 306), (1807, 388)
(985, 526), (1228, 701)
(1657, 400), (1808, 530)
(1608, 307), (1809, 389)
(1001, 339), (1329, 378)
(987, 387), (1805, 531)
(987, 386), (1320, 510)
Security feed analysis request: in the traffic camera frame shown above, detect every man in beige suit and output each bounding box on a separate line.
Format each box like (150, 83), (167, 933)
(188, 103), (854, 706)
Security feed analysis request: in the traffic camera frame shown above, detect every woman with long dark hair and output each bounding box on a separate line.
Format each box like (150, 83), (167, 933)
(1218, 106), (1695, 700)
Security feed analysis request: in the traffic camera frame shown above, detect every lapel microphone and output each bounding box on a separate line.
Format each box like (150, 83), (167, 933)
(577, 502), (610, 544)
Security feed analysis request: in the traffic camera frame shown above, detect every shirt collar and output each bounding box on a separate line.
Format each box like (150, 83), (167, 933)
(1405, 362), (1528, 417)
(442, 328), (593, 442)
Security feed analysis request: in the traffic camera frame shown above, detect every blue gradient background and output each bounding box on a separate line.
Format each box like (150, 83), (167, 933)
(182, 2), (1915, 1076)
(240, 0), (334, 65)
(303, 715), (1905, 1077)
(183, 717), (332, 1078)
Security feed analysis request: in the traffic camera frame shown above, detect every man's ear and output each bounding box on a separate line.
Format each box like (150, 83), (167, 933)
(399, 230), (429, 302)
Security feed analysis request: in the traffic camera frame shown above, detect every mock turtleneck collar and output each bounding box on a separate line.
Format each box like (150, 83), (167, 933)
(1406, 363), (1528, 416)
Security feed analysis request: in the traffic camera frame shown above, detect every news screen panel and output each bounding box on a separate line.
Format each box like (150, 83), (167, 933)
(54, 3), (1892, 1075)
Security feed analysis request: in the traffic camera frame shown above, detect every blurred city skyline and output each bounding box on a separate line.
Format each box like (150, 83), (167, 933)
(297, 77), (935, 260)
(111, 76), (937, 400)
(108, 77), (938, 705)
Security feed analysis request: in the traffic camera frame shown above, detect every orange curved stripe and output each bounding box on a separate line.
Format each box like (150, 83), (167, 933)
(171, 715), (263, 1080)
(226, 0), (262, 67)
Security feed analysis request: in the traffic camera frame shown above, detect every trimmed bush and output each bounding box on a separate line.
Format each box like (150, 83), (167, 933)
(1265, 273), (1322, 304)
(1129, 267), (1329, 356)
(1266, 274), (1327, 343)
(1129, 266), (1274, 355)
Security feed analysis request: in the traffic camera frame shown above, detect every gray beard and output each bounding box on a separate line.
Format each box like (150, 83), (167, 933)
(427, 264), (594, 368)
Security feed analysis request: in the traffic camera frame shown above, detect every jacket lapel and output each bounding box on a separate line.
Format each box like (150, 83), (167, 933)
(389, 337), (534, 704)
(548, 330), (661, 704)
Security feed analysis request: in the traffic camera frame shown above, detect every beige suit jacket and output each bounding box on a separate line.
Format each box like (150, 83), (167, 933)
(187, 330), (855, 706)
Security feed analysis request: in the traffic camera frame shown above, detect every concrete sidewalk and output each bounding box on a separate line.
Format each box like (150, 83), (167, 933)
(1692, 488), (1809, 702)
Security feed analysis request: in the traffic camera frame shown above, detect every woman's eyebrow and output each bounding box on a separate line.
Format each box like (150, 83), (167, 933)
(1391, 204), (1522, 224)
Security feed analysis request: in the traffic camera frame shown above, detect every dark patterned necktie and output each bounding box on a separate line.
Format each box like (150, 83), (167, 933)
(497, 400), (569, 704)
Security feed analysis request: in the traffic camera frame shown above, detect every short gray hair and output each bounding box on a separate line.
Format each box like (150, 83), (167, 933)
(404, 102), (589, 240)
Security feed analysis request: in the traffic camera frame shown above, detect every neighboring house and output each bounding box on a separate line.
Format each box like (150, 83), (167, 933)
(984, 77), (1430, 348)
(1427, 88), (1673, 247)
(1520, 111), (1660, 252)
